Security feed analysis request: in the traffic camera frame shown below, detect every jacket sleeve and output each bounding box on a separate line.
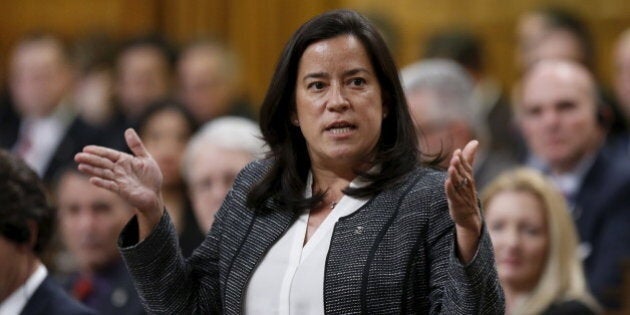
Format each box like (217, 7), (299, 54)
(117, 179), (241, 314)
(425, 190), (505, 314)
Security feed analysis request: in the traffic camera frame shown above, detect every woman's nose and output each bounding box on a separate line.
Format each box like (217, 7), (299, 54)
(326, 84), (350, 112)
(504, 229), (521, 248)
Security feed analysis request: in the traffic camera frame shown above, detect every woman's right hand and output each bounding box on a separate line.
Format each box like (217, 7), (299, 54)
(75, 128), (164, 239)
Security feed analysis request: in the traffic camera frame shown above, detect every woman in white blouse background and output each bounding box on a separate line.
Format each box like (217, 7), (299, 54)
(75, 9), (504, 314)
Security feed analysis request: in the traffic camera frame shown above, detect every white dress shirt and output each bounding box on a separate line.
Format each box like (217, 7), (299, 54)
(244, 173), (369, 315)
(13, 103), (74, 177)
(0, 264), (47, 315)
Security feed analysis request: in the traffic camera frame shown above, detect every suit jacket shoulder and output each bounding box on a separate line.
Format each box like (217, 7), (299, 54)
(43, 116), (103, 183)
(21, 276), (95, 315)
(540, 299), (596, 315)
(575, 148), (630, 309)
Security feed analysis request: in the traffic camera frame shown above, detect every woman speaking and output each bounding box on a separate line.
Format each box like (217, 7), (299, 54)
(75, 9), (503, 314)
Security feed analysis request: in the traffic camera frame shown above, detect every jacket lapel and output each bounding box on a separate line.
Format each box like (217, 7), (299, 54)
(223, 198), (296, 313)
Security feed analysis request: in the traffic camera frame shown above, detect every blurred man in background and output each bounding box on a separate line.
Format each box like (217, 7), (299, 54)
(422, 30), (520, 157)
(516, 59), (630, 310)
(115, 35), (174, 127)
(401, 59), (515, 189)
(1, 33), (101, 184)
(182, 116), (265, 233)
(516, 6), (627, 137)
(54, 167), (144, 315)
(0, 150), (94, 315)
(177, 39), (254, 124)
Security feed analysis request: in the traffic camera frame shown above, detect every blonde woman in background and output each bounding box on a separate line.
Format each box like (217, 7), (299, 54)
(482, 168), (600, 315)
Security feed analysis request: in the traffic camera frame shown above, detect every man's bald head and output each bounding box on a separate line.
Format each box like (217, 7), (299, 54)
(517, 59), (604, 173)
(521, 59), (597, 106)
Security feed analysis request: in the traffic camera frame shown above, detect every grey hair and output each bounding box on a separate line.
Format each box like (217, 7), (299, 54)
(400, 59), (488, 143)
(181, 116), (267, 181)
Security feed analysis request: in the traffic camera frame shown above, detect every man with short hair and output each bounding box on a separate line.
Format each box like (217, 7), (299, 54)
(1, 33), (101, 184)
(0, 150), (94, 315)
(517, 59), (630, 310)
(401, 59), (515, 189)
(115, 36), (174, 125)
(182, 116), (266, 233)
(177, 39), (254, 124)
(54, 167), (145, 315)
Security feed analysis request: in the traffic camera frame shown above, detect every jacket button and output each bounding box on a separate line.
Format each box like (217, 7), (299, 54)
(354, 226), (364, 235)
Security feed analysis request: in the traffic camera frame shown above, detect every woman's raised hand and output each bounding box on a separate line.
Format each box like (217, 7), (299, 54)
(75, 129), (164, 237)
(445, 140), (482, 263)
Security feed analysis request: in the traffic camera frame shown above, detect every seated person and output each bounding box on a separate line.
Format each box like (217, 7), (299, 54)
(136, 100), (203, 256)
(177, 38), (255, 124)
(481, 168), (600, 314)
(0, 150), (94, 315)
(182, 116), (266, 233)
(401, 59), (516, 189)
(54, 166), (144, 314)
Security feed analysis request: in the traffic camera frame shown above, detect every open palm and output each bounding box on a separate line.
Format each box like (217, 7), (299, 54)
(75, 129), (163, 214)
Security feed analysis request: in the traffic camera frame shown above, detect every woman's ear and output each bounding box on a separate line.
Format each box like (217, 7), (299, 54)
(382, 104), (389, 119)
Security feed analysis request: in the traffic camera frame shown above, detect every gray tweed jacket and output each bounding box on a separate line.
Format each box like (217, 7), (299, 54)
(119, 160), (504, 314)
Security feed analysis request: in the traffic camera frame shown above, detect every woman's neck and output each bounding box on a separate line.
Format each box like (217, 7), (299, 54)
(311, 169), (350, 200)
(310, 158), (372, 185)
(502, 283), (534, 314)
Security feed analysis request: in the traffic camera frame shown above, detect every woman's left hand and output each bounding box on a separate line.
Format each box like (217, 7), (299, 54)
(445, 140), (482, 264)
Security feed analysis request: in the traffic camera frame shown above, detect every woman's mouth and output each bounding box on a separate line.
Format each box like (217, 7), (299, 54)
(325, 121), (356, 135)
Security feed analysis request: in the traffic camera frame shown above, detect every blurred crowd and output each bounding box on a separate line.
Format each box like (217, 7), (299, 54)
(0, 5), (629, 315)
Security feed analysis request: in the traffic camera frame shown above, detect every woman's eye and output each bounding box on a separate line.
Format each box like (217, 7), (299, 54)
(524, 227), (541, 236)
(487, 221), (504, 232)
(350, 78), (366, 86)
(308, 81), (325, 90)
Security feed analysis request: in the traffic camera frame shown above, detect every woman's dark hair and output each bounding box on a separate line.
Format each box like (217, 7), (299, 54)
(248, 9), (419, 212)
(136, 99), (199, 137)
(0, 150), (55, 255)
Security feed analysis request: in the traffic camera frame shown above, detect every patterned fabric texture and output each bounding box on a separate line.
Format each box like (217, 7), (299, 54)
(119, 159), (505, 314)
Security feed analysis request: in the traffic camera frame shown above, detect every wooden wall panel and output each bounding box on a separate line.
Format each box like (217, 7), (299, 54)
(160, 0), (230, 41)
(229, 0), (341, 103)
(162, 0), (340, 105)
(0, 0), (158, 87)
(1, 0), (630, 106)
(341, 0), (630, 93)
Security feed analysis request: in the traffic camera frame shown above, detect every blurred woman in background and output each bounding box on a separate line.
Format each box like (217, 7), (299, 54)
(136, 100), (203, 256)
(482, 168), (600, 315)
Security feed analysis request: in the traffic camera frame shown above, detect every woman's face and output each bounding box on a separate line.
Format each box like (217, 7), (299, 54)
(294, 35), (386, 170)
(142, 109), (192, 186)
(485, 189), (549, 291)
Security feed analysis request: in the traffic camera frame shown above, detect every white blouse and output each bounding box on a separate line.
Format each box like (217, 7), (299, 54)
(244, 173), (369, 315)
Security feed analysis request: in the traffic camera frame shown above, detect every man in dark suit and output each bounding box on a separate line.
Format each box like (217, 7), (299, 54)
(0, 149), (94, 315)
(54, 166), (145, 315)
(401, 59), (517, 190)
(1, 33), (102, 185)
(516, 59), (630, 310)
